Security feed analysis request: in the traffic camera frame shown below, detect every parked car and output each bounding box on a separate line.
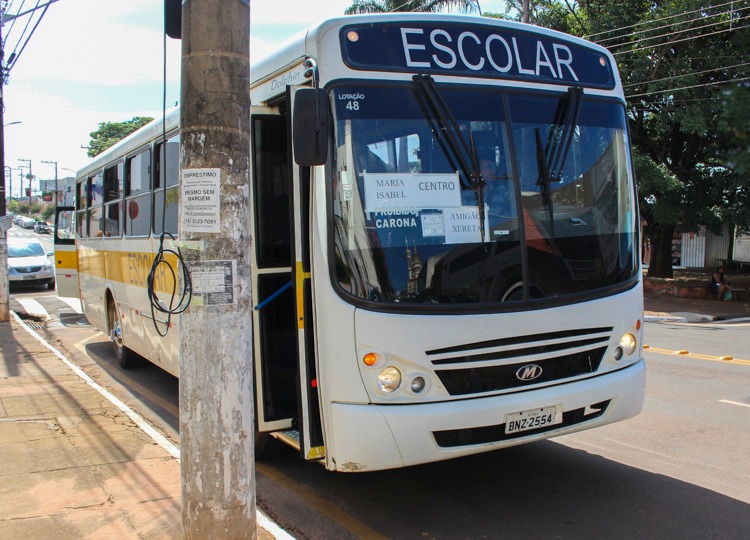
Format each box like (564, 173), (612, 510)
(19, 216), (36, 229)
(34, 221), (51, 234)
(6, 239), (56, 289)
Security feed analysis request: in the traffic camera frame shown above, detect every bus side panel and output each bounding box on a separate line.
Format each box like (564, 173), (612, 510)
(53, 207), (79, 298)
(104, 240), (179, 377)
(77, 242), (107, 333)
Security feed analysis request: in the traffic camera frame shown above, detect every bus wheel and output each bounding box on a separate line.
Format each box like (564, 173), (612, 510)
(108, 300), (136, 369)
(255, 431), (285, 459)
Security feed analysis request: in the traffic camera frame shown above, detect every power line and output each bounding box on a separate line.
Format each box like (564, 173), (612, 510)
(612, 21), (749, 57)
(627, 76), (750, 99)
(622, 61), (750, 88)
(1, 0), (58, 81)
(606, 7), (748, 54)
(585, 0), (739, 40)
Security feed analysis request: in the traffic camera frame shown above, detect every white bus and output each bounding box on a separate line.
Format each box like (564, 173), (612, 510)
(56, 13), (645, 472)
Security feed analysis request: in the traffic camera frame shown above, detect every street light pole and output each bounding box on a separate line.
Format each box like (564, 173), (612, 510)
(42, 159), (57, 208)
(18, 157), (31, 213)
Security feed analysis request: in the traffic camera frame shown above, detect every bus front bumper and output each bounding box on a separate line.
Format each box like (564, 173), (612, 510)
(328, 359), (645, 472)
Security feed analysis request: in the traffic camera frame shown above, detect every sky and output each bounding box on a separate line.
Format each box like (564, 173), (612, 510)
(3, 0), (506, 196)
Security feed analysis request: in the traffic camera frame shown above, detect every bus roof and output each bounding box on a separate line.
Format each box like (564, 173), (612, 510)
(78, 14), (620, 178)
(249, 13), (619, 104)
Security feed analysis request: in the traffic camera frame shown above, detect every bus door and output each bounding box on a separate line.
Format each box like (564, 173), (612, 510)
(250, 104), (324, 461)
(53, 206), (79, 298)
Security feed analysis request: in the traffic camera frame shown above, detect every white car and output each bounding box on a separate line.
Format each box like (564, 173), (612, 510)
(7, 239), (56, 289)
(18, 216), (37, 229)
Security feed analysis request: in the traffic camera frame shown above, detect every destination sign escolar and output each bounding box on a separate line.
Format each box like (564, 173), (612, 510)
(341, 22), (614, 89)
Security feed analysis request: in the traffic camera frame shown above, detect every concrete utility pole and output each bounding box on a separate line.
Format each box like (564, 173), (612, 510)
(178, 1), (255, 538)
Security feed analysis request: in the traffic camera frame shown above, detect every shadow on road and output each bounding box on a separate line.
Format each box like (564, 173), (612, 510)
(257, 440), (750, 539)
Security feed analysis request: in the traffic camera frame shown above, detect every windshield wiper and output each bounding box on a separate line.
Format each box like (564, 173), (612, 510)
(412, 74), (486, 241)
(536, 87), (584, 235)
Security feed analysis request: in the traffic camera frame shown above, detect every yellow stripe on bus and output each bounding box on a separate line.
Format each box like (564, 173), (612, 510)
(76, 247), (180, 295)
(296, 261), (310, 329)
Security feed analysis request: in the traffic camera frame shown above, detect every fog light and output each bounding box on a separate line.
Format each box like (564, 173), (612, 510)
(619, 333), (637, 356)
(613, 346), (623, 361)
(410, 376), (426, 393)
(377, 366), (401, 393)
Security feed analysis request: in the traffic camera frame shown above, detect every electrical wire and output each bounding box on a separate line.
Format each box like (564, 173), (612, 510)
(2, 0), (59, 78)
(146, 11), (191, 337)
(584, 0), (740, 40)
(627, 76), (750, 99)
(622, 61), (750, 88)
(608, 9), (749, 55)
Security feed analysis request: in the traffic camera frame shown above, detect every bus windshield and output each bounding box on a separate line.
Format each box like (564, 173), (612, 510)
(331, 83), (637, 306)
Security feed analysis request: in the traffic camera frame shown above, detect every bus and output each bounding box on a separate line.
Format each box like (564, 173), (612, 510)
(56, 13), (645, 472)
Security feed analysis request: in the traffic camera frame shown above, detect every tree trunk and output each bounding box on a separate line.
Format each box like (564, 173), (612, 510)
(647, 224), (675, 278)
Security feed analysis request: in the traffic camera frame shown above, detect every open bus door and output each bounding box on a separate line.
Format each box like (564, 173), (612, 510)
(53, 206), (79, 298)
(250, 99), (325, 462)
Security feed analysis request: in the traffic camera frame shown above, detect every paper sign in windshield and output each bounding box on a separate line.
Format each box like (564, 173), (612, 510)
(444, 206), (489, 243)
(364, 172), (460, 213)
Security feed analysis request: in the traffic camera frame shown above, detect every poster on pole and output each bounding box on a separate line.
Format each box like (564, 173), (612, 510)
(181, 168), (221, 233)
(189, 260), (237, 306)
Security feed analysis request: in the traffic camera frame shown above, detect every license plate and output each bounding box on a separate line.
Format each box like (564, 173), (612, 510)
(504, 406), (561, 434)
(22, 275), (37, 280)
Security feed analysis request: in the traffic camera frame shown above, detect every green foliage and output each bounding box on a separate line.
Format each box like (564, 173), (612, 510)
(345, 0), (476, 15)
(87, 117), (154, 158)
(718, 83), (750, 176)
(499, 0), (582, 33)
(516, 1), (750, 274)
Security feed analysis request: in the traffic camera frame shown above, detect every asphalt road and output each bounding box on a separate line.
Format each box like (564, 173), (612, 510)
(9, 268), (750, 538)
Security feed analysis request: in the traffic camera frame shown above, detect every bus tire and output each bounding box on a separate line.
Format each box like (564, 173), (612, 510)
(108, 298), (137, 369)
(255, 431), (285, 459)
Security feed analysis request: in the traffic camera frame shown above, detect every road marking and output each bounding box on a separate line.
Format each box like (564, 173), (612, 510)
(719, 399), (750, 409)
(644, 346), (750, 366)
(15, 298), (49, 318)
(58, 296), (83, 313)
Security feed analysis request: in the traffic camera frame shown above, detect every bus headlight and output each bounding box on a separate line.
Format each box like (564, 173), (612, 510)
(377, 366), (401, 393)
(617, 333), (637, 359)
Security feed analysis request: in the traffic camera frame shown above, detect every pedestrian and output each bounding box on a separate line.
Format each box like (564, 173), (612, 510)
(710, 265), (731, 301)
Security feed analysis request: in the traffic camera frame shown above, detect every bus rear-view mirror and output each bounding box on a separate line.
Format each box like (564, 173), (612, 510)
(293, 88), (329, 166)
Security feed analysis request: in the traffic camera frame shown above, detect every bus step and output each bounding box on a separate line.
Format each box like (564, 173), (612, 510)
(271, 430), (301, 451)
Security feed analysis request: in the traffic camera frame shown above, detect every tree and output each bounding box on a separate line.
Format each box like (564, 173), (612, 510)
(87, 117), (153, 158)
(345, 0), (476, 15)
(500, 1), (750, 277)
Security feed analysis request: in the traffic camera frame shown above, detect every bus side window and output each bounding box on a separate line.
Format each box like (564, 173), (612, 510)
(125, 148), (152, 237)
(103, 163), (123, 237)
(88, 172), (104, 239)
(154, 134), (180, 237)
(75, 180), (86, 239)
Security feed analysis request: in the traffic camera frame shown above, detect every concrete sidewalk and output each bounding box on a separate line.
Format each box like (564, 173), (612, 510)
(0, 313), (287, 539)
(644, 291), (750, 322)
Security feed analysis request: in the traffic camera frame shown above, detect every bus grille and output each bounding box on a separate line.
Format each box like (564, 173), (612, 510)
(427, 327), (612, 396)
(433, 400), (611, 447)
